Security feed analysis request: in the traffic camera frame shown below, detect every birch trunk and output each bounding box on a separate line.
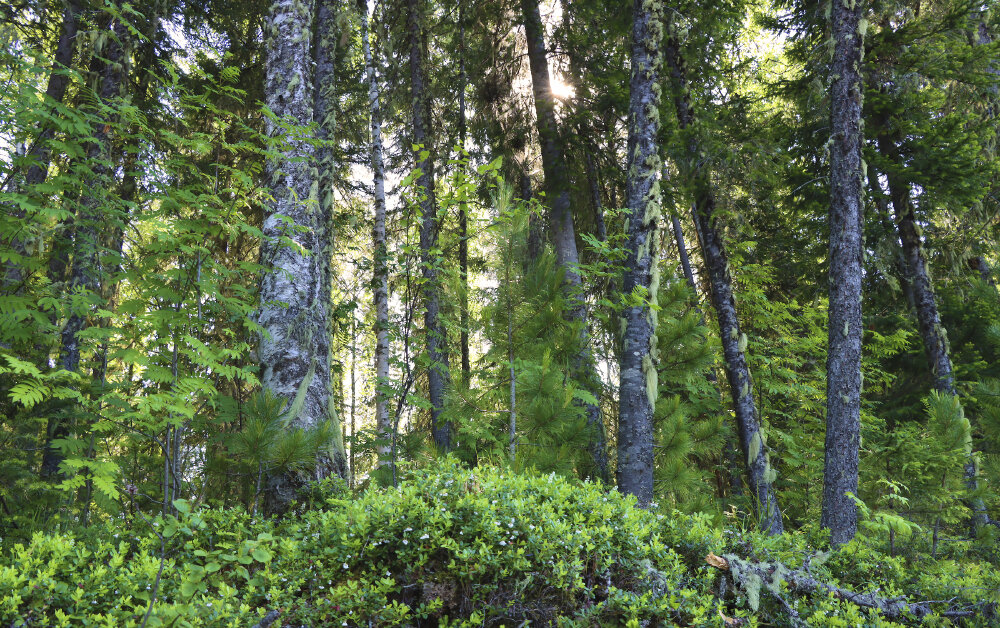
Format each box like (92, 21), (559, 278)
(616, 0), (663, 506)
(361, 0), (392, 466)
(520, 0), (608, 481)
(665, 37), (782, 534)
(259, 0), (347, 514)
(822, 0), (865, 546)
(408, 0), (452, 450)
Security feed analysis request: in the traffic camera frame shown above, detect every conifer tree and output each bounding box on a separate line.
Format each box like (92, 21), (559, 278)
(519, 0), (608, 480)
(408, 0), (452, 451)
(258, 0), (347, 514)
(618, 0), (663, 506)
(663, 29), (783, 534)
(822, 0), (865, 546)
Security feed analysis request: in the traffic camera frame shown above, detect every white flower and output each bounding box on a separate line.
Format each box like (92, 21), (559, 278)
(343, 563), (349, 569)
(499, 540), (506, 546)
(404, 527), (412, 532)
(403, 539), (408, 545)
(319, 585), (325, 590)
(507, 522), (514, 528)
(420, 534), (429, 540)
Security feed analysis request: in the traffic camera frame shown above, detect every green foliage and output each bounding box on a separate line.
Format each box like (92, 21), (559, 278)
(3, 462), (998, 627)
(652, 278), (724, 513)
(443, 181), (600, 479)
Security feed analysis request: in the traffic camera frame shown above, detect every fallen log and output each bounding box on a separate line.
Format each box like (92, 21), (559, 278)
(250, 609), (281, 628)
(705, 552), (993, 623)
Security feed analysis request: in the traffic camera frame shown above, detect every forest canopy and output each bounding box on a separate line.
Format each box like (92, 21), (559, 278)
(1, 0), (1000, 625)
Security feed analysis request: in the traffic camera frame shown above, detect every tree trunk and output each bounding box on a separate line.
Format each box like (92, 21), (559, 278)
(4, 0), (81, 291)
(361, 0), (392, 467)
(458, 1), (471, 387)
(520, 0), (608, 481)
(822, 0), (865, 546)
(408, 0), (452, 451)
(664, 37), (782, 534)
(259, 0), (347, 515)
(616, 0), (663, 507)
(876, 130), (989, 529)
(43, 12), (127, 479)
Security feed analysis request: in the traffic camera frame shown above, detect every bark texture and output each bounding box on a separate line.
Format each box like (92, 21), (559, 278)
(361, 0), (392, 465)
(822, 0), (865, 546)
(409, 0), (452, 451)
(617, 0), (663, 507)
(707, 552), (993, 622)
(665, 37), (782, 534)
(520, 0), (608, 481)
(259, 0), (347, 514)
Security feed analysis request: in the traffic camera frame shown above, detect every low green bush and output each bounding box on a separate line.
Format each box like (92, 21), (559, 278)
(2, 461), (998, 626)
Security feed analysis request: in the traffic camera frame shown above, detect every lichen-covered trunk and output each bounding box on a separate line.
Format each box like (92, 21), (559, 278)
(822, 0), (865, 547)
(43, 15), (127, 479)
(408, 0), (452, 451)
(665, 37), (782, 534)
(361, 0), (392, 466)
(259, 0), (346, 514)
(616, 0), (663, 507)
(520, 0), (608, 481)
(4, 0), (81, 291)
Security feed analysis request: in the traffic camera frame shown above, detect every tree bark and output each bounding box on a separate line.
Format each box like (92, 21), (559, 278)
(822, 0), (865, 546)
(408, 0), (452, 451)
(520, 0), (608, 481)
(706, 552), (992, 622)
(664, 37), (782, 534)
(259, 0), (347, 515)
(616, 0), (663, 507)
(361, 0), (392, 467)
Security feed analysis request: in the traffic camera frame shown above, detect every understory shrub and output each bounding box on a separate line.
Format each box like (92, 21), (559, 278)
(1, 461), (997, 626)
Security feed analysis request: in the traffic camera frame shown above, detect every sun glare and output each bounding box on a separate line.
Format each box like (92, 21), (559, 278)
(551, 79), (575, 101)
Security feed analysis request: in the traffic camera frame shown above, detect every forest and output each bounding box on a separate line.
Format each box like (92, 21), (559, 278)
(1, 0), (1000, 625)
